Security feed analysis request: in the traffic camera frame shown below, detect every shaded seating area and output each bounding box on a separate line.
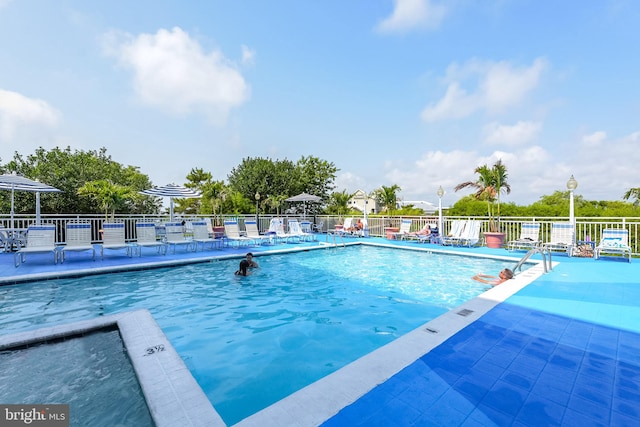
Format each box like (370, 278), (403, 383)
(135, 222), (166, 256)
(542, 222), (574, 256)
(14, 224), (58, 267)
(507, 223), (541, 251)
(100, 222), (133, 259)
(60, 222), (95, 262)
(595, 229), (632, 262)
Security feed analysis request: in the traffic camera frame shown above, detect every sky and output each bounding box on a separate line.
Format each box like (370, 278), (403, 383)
(1, 0), (639, 208)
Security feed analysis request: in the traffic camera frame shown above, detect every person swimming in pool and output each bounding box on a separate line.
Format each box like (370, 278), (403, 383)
(472, 268), (513, 286)
(245, 252), (259, 268)
(235, 260), (252, 276)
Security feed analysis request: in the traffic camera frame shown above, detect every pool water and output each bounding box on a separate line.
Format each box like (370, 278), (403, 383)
(0, 329), (153, 427)
(0, 246), (513, 425)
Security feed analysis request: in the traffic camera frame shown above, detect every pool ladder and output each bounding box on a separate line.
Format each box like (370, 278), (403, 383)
(325, 231), (346, 247)
(513, 245), (552, 274)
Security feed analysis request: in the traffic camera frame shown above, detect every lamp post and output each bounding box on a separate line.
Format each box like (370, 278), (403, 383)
(567, 175), (578, 247)
(255, 192), (261, 226)
(437, 186), (445, 240)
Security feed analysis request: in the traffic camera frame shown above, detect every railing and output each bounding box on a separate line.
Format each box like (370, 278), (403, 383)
(1, 214), (639, 255)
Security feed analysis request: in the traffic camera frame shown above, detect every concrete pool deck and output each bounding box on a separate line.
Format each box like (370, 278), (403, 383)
(1, 236), (639, 426)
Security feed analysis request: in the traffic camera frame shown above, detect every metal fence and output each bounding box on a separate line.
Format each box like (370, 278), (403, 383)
(2, 213), (639, 255)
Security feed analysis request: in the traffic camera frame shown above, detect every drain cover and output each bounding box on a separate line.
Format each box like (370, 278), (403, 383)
(457, 309), (474, 317)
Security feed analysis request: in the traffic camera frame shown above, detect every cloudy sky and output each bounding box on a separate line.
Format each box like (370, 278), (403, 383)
(1, 0), (638, 207)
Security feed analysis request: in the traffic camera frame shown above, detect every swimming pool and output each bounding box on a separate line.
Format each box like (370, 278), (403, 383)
(0, 246), (515, 425)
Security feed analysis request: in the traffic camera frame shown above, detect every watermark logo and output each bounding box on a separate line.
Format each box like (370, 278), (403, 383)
(1, 405), (69, 426)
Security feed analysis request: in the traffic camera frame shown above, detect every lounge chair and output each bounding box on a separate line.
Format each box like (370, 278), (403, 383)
(192, 220), (223, 251)
(441, 220), (466, 246)
(60, 222), (95, 262)
(14, 224), (58, 267)
(407, 223), (437, 243)
(336, 218), (354, 237)
(395, 219), (413, 240)
(594, 229), (631, 262)
(312, 220), (324, 233)
(245, 220), (273, 245)
(165, 222), (195, 253)
(135, 222), (166, 255)
(268, 218), (298, 243)
(300, 221), (318, 241)
(224, 220), (254, 247)
(288, 219), (313, 242)
(507, 223), (541, 251)
(100, 222), (133, 259)
(542, 222), (574, 256)
(442, 220), (481, 247)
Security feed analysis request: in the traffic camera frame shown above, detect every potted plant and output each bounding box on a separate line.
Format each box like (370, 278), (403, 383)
(455, 160), (511, 248)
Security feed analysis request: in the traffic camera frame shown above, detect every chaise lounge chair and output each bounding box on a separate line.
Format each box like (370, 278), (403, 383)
(395, 219), (413, 240)
(288, 219), (314, 242)
(14, 224), (58, 267)
(135, 222), (166, 255)
(60, 222), (95, 262)
(507, 223), (541, 251)
(224, 220), (254, 247)
(245, 220), (273, 245)
(165, 222), (195, 253)
(100, 222), (133, 259)
(542, 222), (574, 256)
(192, 220), (223, 251)
(594, 229), (631, 262)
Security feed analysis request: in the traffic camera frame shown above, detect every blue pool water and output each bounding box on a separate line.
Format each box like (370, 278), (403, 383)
(0, 246), (513, 424)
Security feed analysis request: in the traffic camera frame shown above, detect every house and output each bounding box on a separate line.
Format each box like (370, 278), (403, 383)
(348, 190), (379, 214)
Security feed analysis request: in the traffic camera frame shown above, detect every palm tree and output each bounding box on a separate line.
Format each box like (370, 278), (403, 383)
(623, 188), (640, 206)
(328, 190), (352, 223)
(77, 179), (135, 221)
(375, 185), (401, 217)
(455, 160), (511, 232)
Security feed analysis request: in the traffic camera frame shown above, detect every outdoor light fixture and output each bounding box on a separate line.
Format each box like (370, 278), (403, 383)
(255, 192), (261, 223)
(437, 186), (445, 241)
(567, 175), (578, 247)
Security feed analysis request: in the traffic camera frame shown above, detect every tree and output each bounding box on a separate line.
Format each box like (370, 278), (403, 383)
(77, 180), (136, 220)
(325, 190), (352, 223)
(455, 160), (511, 232)
(375, 185), (401, 216)
(3, 146), (157, 215)
(623, 188), (640, 206)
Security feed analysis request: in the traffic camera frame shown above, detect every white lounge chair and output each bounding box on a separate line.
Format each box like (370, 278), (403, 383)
(507, 223), (541, 251)
(14, 224), (58, 267)
(192, 220), (222, 251)
(268, 218), (298, 243)
(135, 222), (166, 255)
(594, 229), (631, 262)
(61, 222), (95, 262)
(224, 220), (254, 247)
(442, 220), (481, 247)
(100, 222), (133, 259)
(288, 219), (313, 242)
(542, 223), (574, 256)
(245, 220), (273, 245)
(441, 220), (466, 246)
(300, 220), (318, 240)
(395, 219), (413, 240)
(406, 223), (437, 243)
(165, 222), (195, 253)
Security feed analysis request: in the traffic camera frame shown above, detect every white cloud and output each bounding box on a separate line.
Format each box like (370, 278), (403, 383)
(102, 27), (250, 124)
(581, 131), (606, 146)
(421, 58), (548, 122)
(376, 0), (447, 33)
(484, 121), (542, 145)
(241, 45), (256, 66)
(0, 89), (60, 141)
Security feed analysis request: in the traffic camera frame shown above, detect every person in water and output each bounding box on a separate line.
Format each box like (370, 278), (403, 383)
(235, 260), (252, 276)
(472, 268), (513, 286)
(245, 252), (259, 268)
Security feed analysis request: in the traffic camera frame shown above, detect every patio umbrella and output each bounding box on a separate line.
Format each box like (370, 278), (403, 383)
(0, 173), (62, 227)
(285, 192), (322, 218)
(140, 183), (201, 221)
